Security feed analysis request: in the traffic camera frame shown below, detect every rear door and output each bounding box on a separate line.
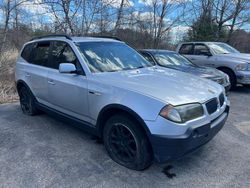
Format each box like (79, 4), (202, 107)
(20, 41), (50, 104)
(46, 41), (90, 122)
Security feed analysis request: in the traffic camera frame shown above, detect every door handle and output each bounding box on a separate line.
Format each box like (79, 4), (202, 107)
(25, 73), (31, 77)
(48, 80), (55, 85)
(89, 90), (102, 96)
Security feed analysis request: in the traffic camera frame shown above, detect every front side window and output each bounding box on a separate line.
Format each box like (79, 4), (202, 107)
(77, 42), (152, 73)
(32, 42), (50, 66)
(153, 52), (195, 67)
(207, 43), (239, 54)
(179, 44), (193, 55)
(50, 41), (78, 69)
(194, 44), (210, 55)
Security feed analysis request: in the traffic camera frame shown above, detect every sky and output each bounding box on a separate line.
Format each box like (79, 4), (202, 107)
(0, 0), (249, 43)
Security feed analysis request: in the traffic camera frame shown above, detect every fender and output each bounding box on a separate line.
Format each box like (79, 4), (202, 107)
(16, 80), (35, 98)
(96, 104), (152, 138)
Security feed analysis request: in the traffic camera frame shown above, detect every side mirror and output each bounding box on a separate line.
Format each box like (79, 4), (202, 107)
(59, 63), (77, 74)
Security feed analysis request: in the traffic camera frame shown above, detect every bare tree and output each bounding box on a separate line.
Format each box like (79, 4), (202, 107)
(0, 0), (29, 52)
(213, 0), (250, 41)
(43, 0), (82, 34)
(146, 0), (186, 48)
(114, 0), (127, 30)
(227, 0), (250, 42)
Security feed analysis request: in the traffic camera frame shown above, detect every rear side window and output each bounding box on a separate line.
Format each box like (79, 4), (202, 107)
(21, 43), (34, 63)
(32, 41), (50, 66)
(179, 44), (193, 55)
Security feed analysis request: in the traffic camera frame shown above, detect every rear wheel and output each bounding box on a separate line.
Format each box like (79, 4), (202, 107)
(219, 68), (237, 90)
(103, 114), (153, 170)
(18, 86), (38, 115)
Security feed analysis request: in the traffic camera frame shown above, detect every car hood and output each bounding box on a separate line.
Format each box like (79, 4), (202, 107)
(218, 53), (250, 62)
(164, 65), (225, 79)
(94, 67), (223, 106)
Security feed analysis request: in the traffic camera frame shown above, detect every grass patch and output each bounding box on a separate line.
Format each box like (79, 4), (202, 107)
(0, 49), (19, 104)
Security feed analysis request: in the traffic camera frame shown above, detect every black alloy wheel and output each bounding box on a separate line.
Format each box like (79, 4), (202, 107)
(108, 123), (137, 162)
(103, 114), (153, 170)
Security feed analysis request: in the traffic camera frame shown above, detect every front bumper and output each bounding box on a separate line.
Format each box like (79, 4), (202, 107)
(236, 71), (250, 84)
(149, 105), (229, 163)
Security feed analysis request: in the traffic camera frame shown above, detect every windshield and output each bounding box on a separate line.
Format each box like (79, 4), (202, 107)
(76, 42), (152, 73)
(207, 43), (239, 54)
(152, 52), (196, 67)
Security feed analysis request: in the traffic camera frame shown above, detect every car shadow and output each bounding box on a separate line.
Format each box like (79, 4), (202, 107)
(231, 85), (250, 94)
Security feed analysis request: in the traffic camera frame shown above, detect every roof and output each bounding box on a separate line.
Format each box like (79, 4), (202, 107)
(71, 37), (122, 43)
(139, 49), (175, 53)
(179, 41), (225, 44)
(30, 35), (122, 43)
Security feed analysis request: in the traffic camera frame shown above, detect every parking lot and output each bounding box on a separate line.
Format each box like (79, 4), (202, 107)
(0, 86), (249, 188)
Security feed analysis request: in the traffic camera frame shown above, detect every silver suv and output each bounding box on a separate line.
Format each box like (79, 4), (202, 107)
(15, 35), (230, 170)
(177, 42), (250, 89)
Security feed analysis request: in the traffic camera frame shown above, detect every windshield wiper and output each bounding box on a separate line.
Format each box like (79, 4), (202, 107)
(136, 66), (146, 69)
(107, 66), (147, 72)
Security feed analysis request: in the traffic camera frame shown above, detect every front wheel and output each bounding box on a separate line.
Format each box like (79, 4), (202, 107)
(103, 114), (153, 170)
(219, 68), (237, 90)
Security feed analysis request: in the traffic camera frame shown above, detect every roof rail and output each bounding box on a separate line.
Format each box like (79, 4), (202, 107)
(30, 34), (72, 41)
(91, 35), (122, 41)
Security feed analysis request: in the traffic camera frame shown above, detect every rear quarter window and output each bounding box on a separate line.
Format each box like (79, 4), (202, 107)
(32, 41), (50, 67)
(21, 43), (34, 63)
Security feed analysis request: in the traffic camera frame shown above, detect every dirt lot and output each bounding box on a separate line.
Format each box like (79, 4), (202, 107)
(0, 87), (250, 188)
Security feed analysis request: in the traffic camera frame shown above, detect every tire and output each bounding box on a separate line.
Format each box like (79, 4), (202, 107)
(18, 86), (39, 115)
(103, 114), (153, 170)
(219, 68), (237, 90)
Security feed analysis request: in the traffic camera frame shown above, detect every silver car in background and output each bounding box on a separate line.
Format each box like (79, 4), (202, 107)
(15, 35), (230, 170)
(177, 42), (250, 89)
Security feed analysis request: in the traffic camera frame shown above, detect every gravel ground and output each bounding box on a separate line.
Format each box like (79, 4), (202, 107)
(0, 86), (249, 188)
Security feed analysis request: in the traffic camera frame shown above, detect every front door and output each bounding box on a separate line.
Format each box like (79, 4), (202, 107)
(188, 44), (215, 67)
(46, 41), (90, 123)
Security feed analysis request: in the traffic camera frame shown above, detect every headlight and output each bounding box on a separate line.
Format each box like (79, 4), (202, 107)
(159, 103), (204, 123)
(235, 63), (248, 71)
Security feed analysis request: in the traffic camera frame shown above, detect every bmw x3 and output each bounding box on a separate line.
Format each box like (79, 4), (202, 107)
(15, 35), (230, 170)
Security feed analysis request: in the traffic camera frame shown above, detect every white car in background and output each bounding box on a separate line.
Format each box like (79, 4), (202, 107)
(177, 42), (250, 89)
